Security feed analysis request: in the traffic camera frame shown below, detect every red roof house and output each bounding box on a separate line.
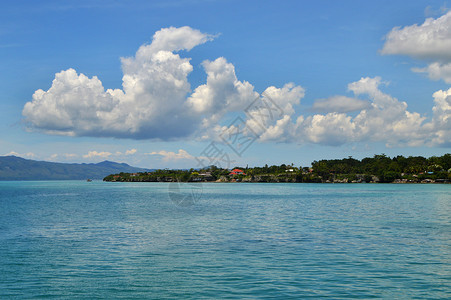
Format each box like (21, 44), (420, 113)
(229, 168), (246, 175)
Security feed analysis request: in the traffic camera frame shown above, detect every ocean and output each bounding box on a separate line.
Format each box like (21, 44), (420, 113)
(0, 181), (450, 298)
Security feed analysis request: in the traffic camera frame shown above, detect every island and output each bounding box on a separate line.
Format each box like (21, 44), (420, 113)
(104, 154), (451, 184)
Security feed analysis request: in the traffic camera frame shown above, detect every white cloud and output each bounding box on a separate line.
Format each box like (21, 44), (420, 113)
(147, 149), (194, 162)
(376, 11), (451, 146)
(188, 57), (257, 114)
(412, 62), (451, 83)
(145, 26), (216, 53)
(245, 83), (305, 137)
(381, 11), (451, 84)
(4, 151), (35, 158)
(125, 148), (137, 155)
(311, 95), (371, 113)
(5, 151), (20, 156)
(431, 88), (451, 146)
(381, 11), (451, 61)
(21, 26), (307, 144)
(300, 113), (356, 146)
(23, 26), (217, 139)
(23, 26), (308, 143)
(204, 75), (449, 147)
(83, 151), (112, 159)
(21, 26), (451, 149)
(250, 76), (449, 147)
(259, 115), (294, 142)
(187, 57), (258, 139)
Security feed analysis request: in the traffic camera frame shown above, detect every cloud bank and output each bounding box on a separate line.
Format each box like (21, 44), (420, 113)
(254, 77), (450, 147)
(23, 23), (451, 148)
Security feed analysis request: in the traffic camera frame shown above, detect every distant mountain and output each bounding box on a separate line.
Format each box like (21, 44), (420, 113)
(0, 156), (151, 180)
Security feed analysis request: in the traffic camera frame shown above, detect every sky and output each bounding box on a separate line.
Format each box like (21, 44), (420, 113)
(1, 0), (450, 169)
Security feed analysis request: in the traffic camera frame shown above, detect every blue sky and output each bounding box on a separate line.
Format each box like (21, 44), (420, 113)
(1, 0), (450, 169)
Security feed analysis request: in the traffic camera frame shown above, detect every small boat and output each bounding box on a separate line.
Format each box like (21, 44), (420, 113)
(86, 179), (92, 182)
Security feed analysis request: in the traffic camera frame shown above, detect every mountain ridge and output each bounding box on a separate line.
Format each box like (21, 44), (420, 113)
(0, 156), (151, 180)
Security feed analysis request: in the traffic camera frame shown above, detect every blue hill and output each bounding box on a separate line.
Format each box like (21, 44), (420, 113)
(0, 156), (151, 180)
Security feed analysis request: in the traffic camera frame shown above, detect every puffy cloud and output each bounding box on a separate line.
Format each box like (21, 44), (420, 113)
(23, 26), (303, 142)
(23, 26), (218, 139)
(251, 76), (448, 147)
(377, 10), (451, 146)
(23, 69), (121, 137)
(187, 57), (257, 125)
(347, 76), (385, 97)
(300, 113), (356, 146)
(431, 88), (451, 146)
(147, 149), (194, 162)
(21, 26), (450, 149)
(125, 148), (137, 155)
(381, 11), (451, 84)
(4, 151), (35, 158)
(83, 151), (112, 159)
(145, 26), (216, 53)
(313, 77), (428, 147)
(412, 62), (451, 83)
(5, 151), (20, 156)
(260, 83), (305, 116)
(259, 115), (294, 142)
(381, 11), (451, 61)
(245, 83), (305, 137)
(311, 95), (371, 113)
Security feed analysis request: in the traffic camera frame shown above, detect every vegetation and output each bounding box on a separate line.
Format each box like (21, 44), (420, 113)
(104, 154), (451, 183)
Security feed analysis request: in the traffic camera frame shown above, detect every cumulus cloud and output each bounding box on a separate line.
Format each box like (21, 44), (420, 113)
(125, 148), (137, 155)
(311, 96), (371, 113)
(21, 25), (451, 149)
(430, 88), (451, 146)
(381, 11), (451, 61)
(22, 26), (301, 142)
(381, 11), (451, 84)
(245, 83), (304, 138)
(252, 76), (449, 147)
(188, 57), (257, 114)
(4, 151), (36, 158)
(83, 151), (112, 159)
(412, 62), (451, 83)
(376, 10), (450, 146)
(23, 26), (218, 139)
(146, 26), (216, 53)
(147, 149), (194, 161)
(187, 57), (258, 132)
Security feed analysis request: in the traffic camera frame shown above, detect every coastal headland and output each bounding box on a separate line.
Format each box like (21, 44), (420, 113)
(104, 154), (451, 184)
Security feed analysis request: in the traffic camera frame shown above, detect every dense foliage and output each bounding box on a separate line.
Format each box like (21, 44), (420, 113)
(104, 154), (451, 183)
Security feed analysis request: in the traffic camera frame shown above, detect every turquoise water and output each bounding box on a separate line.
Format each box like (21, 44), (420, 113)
(0, 181), (450, 299)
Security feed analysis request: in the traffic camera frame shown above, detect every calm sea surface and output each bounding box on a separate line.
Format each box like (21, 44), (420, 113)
(0, 181), (450, 299)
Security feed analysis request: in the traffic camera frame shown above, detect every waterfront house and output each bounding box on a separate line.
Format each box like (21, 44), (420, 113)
(230, 168), (246, 175)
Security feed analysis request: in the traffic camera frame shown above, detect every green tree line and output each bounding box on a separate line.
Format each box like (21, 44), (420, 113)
(104, 153), (451, 183)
